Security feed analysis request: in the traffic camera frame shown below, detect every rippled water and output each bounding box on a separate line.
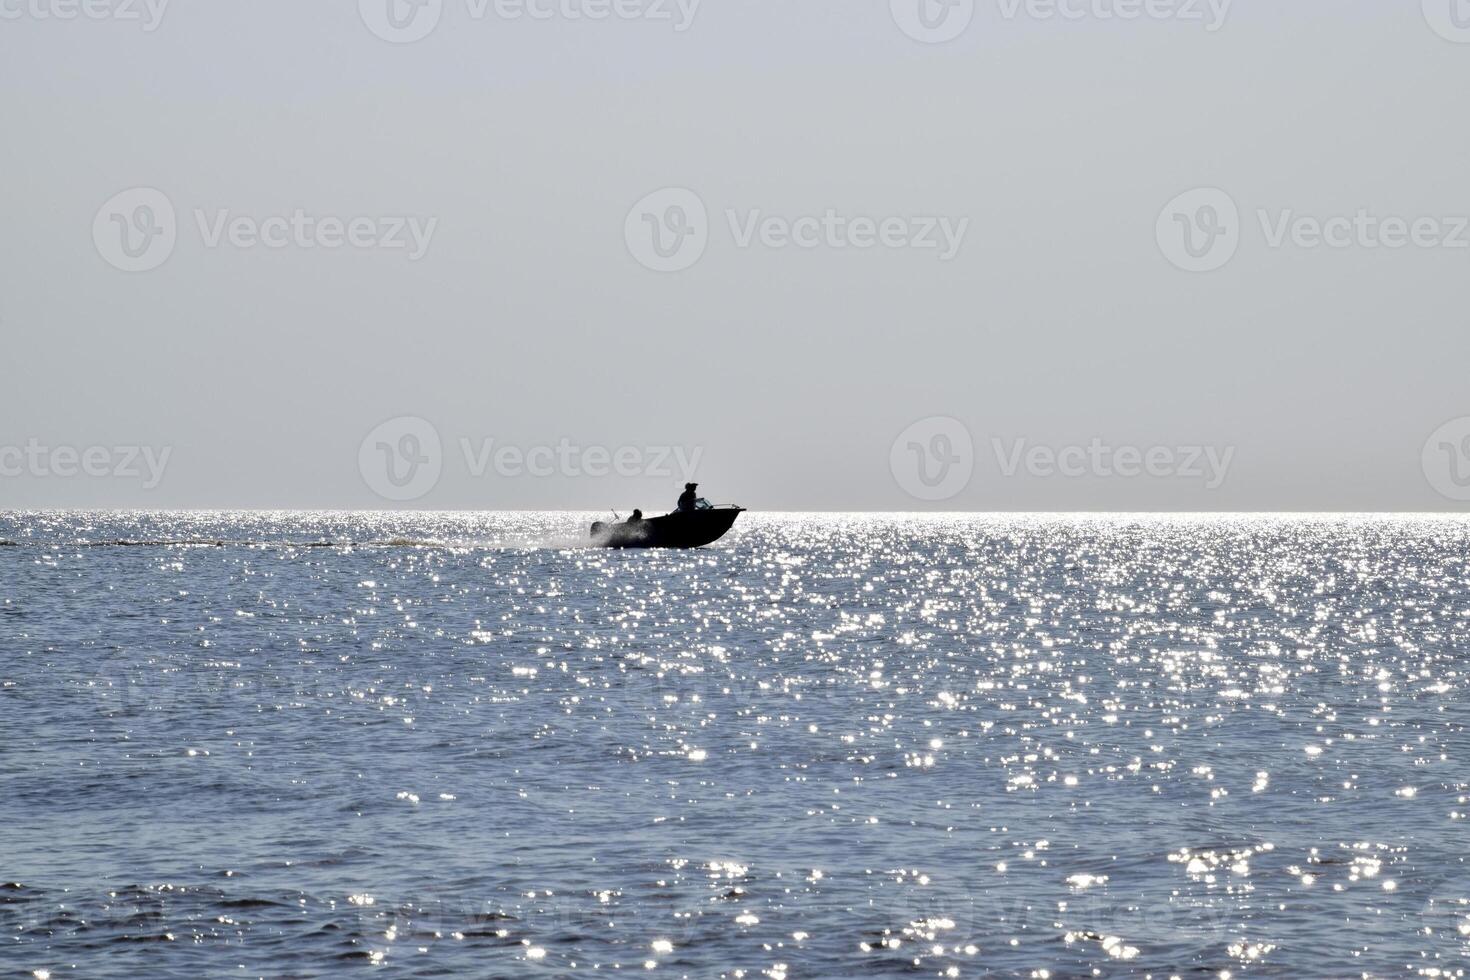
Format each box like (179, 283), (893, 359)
(2, 512), (1469, 978)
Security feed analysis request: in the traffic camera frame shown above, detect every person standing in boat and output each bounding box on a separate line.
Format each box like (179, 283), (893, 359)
(677, 483), (698, 513)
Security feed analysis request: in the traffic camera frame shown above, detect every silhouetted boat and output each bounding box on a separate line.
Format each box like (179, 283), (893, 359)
(590, 507), (744, 549)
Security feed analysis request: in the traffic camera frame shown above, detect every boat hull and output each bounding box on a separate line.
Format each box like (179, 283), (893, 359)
(590, 508), (743, 549)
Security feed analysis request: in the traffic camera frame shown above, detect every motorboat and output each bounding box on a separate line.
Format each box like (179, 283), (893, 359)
(589, 503), (744, 549)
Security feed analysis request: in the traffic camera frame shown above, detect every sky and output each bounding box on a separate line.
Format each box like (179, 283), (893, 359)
(2, 0), (1469, 512)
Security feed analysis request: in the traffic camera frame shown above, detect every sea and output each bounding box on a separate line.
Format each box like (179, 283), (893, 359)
(1, 512), (1468, 978)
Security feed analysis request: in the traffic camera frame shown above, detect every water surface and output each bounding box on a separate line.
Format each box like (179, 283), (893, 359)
(2, 512), (1468, 977)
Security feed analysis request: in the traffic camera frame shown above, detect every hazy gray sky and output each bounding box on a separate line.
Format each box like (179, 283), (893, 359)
(3, 0), (1469, 511)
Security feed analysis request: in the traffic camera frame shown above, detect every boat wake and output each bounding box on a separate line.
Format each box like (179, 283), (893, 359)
(0, 537), (595, 551)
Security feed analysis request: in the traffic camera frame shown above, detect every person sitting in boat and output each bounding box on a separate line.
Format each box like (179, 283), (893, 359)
(677, 483), (698, 513)
(626, 509), (644, 523)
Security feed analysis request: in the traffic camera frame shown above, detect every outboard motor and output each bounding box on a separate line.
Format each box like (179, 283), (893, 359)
(590, 521), (605, 536)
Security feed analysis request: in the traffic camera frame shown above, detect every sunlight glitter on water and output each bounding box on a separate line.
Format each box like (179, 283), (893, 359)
(2, 512), (1470, 976)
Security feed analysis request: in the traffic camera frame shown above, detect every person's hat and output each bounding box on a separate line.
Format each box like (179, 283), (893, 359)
(685, 483), (697, 489)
